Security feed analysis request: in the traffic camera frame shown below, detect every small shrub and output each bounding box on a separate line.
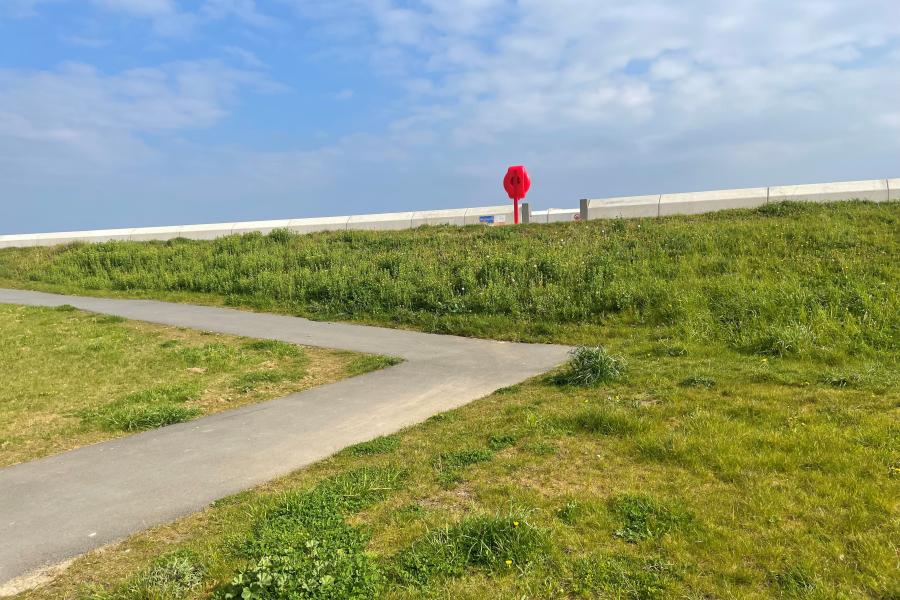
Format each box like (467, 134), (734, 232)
(346, 435), (400, 456)
(680, 375), (716, 388)
(569, 554), (674, 599)
(391, 511), (549, 585)
(554, 346), (627, 386)
(609, 494), (694, 543)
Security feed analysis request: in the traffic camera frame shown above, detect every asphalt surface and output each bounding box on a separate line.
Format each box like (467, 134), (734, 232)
(0, 288), (570, 585)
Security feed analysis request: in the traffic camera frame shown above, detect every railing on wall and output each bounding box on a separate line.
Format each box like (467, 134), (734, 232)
(0, 178), (896, 249)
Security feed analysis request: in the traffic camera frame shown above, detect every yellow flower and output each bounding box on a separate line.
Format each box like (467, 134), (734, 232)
(505, 560), (512, 567)
(513, 521), (519, 528)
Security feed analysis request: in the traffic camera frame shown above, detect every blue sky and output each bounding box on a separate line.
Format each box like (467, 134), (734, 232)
(1, 0), (898, 234)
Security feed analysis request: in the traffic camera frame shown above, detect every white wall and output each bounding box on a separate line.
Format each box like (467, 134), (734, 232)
(0, 177), (895, 249)
(582, 178), (896, 221)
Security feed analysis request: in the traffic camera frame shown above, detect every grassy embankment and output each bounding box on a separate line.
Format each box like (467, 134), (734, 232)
(0, 304), (395, 467)
(0, 201), (897, 599)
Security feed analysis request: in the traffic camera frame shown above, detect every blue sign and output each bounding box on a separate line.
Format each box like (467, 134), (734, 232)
(479, 216), (495, 224)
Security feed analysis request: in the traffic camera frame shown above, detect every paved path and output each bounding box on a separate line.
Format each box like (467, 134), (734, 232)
(0, 289), (570, 585)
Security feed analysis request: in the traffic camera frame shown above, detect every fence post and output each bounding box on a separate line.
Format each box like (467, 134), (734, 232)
(579, 199), (589, 221)
(521, 202), (531, 224)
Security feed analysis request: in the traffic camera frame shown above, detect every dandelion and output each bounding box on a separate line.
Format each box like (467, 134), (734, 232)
(505, 559), (512, 567)
(513, 521), (519, 528)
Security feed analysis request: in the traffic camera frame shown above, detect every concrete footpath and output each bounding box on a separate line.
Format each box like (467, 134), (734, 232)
(0, 289), (570, 586)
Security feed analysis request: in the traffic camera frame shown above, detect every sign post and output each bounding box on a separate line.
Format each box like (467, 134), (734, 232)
(503, 165), (531, 224)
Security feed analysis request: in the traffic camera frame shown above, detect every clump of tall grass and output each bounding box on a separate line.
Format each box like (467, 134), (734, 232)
(554, 346), (627, 386)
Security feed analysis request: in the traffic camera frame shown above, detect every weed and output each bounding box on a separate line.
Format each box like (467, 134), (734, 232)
(554, 346), (627, 386)
(54, 304), (77, 312)
(609, 494), (695, 543)
(221, 466), (406, 600)
(556, 499), (582, 525)
(487, 433), (518, 451)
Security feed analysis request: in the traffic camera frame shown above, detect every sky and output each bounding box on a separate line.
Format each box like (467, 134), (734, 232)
(1, 0), (899, 234)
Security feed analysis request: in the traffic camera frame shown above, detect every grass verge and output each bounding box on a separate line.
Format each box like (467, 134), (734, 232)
(0, 304), (396, 467)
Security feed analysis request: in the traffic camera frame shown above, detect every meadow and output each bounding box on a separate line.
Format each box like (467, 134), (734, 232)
(1, 201), (897, 599)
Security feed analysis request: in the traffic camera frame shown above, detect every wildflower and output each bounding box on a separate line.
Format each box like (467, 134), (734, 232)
(505, 559), (512, 567)
(513, 521), (519, 528)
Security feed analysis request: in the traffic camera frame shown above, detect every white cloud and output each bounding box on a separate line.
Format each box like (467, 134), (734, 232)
(0, 60), (273, 166)
(3, 0), (900, 233)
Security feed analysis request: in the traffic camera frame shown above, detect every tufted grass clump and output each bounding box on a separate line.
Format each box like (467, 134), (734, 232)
(554, 346), (627, 387)
(84, 551), (205, 599)
(77, 383), (202, 432)
(391, 511), (549, 585)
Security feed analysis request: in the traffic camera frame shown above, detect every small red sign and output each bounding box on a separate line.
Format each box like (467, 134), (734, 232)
(503, 166), (531, 224)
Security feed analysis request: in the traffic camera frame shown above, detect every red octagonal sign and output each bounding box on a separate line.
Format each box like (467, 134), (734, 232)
(503, 165), (531, 224)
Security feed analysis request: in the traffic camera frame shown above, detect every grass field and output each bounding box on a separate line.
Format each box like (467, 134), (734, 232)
(1, 201), (898, 599)
(0, 304), (393, 468)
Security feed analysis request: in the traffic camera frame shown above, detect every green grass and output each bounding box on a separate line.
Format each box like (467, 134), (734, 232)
(0, 305), (395, 467)
(1, 201), (896, 360)
(2, 202), (898, 599)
